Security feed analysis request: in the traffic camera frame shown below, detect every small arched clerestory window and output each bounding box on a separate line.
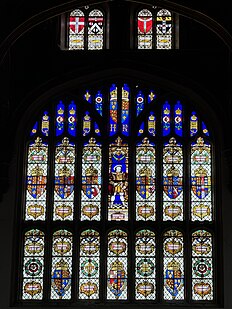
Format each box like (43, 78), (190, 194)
(137, 7), (176, 49)
(68, 8), (105, 50)
(17, 82), (218, 305)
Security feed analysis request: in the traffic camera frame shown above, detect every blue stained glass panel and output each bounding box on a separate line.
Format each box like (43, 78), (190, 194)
(109, 84), (118, 136)
(202, 121), (209, 136)
(162, 101), (171, 136)
(56, 101), (65, 136)
(148, 90), (156, 103)
(190, 112), (198, 136)
(41, 111), (49, 136)
(136, 91), (144, 116)
(174, 101), (183, 136)
(138, 122), (144, 136)
(148, 112), (156, 136)
(84, 90), (92, 103)
(30, 122), (38, 136)
(95, 122), (101, 136)
(122, 84), (130, 136)
(95, 91), (103, 116)
(83, 112), (91, 136)
(68, 102), (77, 137)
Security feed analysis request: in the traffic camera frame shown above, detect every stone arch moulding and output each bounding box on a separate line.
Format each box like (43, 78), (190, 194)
(1, 0), (232, 64)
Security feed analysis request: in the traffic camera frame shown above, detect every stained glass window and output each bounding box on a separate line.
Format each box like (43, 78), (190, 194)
(19, 83), (218, 305)
(137, 8), (174, 49)
(68, 8), (104, 50)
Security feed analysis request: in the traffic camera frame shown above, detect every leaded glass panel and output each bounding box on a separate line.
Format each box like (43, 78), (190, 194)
(25, 137), (48, 221)
(22, 229), (45, 299)
(135, 230), (156, 299)
(163, 230), (184, 300)
(79, 229), (100, 299)
(192, 230), (213, 300)
(107, 230), (128, 300)
(51, 230), (73, 299)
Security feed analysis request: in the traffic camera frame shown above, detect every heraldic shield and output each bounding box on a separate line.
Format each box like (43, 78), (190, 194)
(138, 17), (152, 34)
(27, 166), (46, 198)
(82, 166), (100, 199)
(51, 259), (71, 298)
(163, 176), (182, 199)
(191, 166), (211, 199)
(108, 260), (126, 299)
(164, 260), (184, 297)
(136, 169), (155, 199)
(55, 166), (74, 199)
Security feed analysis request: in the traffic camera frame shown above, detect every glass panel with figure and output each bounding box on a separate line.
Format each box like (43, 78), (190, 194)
(108, 137), (128, 221)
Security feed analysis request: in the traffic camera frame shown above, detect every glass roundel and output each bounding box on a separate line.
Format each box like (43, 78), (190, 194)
(20, 83), (216, 304)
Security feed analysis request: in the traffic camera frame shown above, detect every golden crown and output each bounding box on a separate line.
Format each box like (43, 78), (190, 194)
(58, 166), (71, 177)
(85, 166), (98, 176)
(194, 166), (207, 177)
(167, 166), (179, 177)
(69, 107), (75, 115)
(164, 107), (170, 115)
(31, 166), (44, 176)
(167, 260), (180, 271)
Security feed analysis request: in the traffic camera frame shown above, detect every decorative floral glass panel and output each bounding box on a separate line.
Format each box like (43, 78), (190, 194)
(22, 229), (45, 299)
(135, 230), (156, 299)
(79, 229), (100, 299)
(192, 230), (213, 300)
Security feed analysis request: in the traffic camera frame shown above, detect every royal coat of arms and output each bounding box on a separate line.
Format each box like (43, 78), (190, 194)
(27, 166), (46, 198)
(164, 260), (184, 298)
(108, 260), (126, 299)
(55, 166), (74, 199)
(52, 259), (71, 298)
(191, 166), (211, 199)
(163, 166), (182, 199)
(136, 167), (155, 199)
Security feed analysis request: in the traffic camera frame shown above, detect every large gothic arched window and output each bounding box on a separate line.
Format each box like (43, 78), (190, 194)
(18, 83), (217, 304)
